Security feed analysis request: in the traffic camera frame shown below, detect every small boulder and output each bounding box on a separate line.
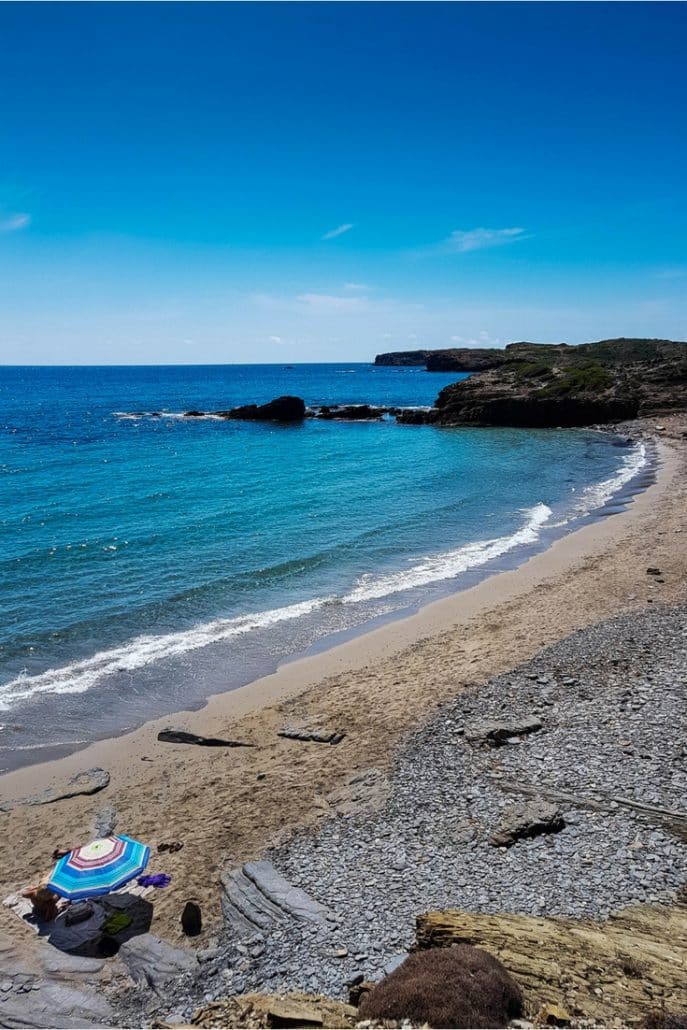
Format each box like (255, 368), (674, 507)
(490, 801), (565, 847)
(464, 718), (542, 748)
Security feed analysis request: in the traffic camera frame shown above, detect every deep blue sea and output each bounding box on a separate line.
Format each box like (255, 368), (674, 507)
(0, 364), (651, 772)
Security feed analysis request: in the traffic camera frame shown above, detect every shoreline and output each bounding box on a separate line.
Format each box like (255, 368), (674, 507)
(1, 419), (685, 948)
(0, 427), (655, 776)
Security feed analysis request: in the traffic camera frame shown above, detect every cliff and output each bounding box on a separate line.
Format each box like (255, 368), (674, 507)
(375, 347), (509, 371)
(433, 338), (687, 427)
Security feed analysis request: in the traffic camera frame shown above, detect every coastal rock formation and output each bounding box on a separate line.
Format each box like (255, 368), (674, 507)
(432, 338), (687, 427)
(220, 861), (334, 938)
(374, 347), (510, 371)
(215, 396), (306, 422)
(190, 992), (358, 1028)
(0, 767), (110, 812)
(314, 404), (387, 420)
(416, 903), (687, 1026)
(373, 349), (434, 366)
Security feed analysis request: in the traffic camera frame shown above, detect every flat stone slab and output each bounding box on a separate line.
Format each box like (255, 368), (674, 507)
(0, 932), (111, 1028)
(118, 932), (197, 989)
(464, 718), (543, 747)
(278, 726), (345, 745)
(0, 768), (110, 812)
(221, 860), (334, 938)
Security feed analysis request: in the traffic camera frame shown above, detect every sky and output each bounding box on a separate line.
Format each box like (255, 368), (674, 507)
(1, 1), (686, 365)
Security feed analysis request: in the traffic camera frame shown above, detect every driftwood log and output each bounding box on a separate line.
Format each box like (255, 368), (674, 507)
(416, 904), (687, 1026)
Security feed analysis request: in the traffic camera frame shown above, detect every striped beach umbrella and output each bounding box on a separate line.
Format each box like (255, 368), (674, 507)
(46, 835), (150, 900)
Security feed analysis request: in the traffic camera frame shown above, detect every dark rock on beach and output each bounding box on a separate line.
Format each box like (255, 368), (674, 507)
(157, 729), (254, 747)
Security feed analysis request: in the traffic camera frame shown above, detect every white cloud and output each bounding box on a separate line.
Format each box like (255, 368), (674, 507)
(296, 292), (366, 312)
(442, 226), (526, 253)
(343, 281), (369, 291)
(321, 223), (354, 241)
(0, 212), (30, 233)
(269, 335), (283, 343)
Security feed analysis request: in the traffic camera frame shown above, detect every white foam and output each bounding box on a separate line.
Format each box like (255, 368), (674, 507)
(557, 442), (648, 524)
(342, 503), (552, 604)
(0, 597), (329, 710)
(0, 502), (562, 711)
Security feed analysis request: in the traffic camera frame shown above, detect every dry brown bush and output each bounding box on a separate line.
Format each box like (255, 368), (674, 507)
(357, 944), (523, 1028)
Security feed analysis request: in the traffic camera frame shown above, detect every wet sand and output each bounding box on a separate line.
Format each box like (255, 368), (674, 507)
(1, 417), (685, 946)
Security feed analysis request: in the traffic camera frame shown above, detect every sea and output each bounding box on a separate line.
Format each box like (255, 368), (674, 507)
(0, 363), (653, 773)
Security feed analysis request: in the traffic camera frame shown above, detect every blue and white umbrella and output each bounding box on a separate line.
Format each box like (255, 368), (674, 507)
(47, 835), (150, 900)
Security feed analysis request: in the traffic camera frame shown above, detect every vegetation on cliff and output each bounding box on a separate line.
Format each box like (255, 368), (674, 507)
(432, 338), (687, 427)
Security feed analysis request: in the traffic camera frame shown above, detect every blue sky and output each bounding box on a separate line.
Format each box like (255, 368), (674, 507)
(1, 2), (686, 364)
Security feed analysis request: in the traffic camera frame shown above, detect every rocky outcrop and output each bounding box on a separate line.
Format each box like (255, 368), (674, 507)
(0, 768), (110, 812)
(220, 861), (334, 938)
(215, 396), (306, 422)
(434, 338), (687, 427)
(374, 350), (434, 366)
(416, 903), (687, 1026)
(313, 404), (387, 420)
(374, 347), (510, 371)
(190, 992), (358, 1028)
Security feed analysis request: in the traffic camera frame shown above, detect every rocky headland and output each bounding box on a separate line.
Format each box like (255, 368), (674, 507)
(380, 338), (687, 428)
(120, 338), (687, 432)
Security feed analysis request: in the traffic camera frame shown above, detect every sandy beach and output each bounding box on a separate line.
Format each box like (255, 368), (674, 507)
(1, 416), (685, 952)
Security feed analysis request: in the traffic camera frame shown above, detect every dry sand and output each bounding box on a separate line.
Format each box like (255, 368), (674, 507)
(1, 417), (685, 947)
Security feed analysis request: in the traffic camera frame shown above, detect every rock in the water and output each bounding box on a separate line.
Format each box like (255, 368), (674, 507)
(315, 404), (387, 421)
(181, 901), (203, 937)
(157, 729), (254, 748)
(0, 768), (110, 812)
(490, 801), (565, 847)
(464, 718), (543, 747)
(216, 396), (306, 422)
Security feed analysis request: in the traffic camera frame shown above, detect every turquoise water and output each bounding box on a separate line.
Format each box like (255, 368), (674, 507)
(0, 364), (649, 771)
